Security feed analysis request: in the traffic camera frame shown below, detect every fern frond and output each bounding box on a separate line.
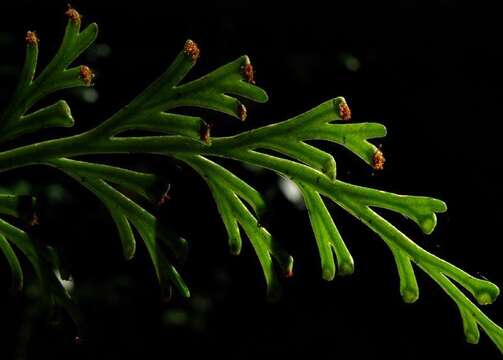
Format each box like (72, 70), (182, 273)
(0, 6), (501, 354)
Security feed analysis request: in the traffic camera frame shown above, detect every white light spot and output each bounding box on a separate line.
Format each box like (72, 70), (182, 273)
(340, 53), (361, 72)
(55, 270), (74, 292)
(81, 88), (99, 103)
(278, 177), (305, 210)
(95, 43), (111, 57)
(86, 43), (112, 61)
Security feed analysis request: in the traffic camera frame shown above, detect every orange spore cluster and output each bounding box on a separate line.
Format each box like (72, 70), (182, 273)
(184, 40), (200, 61)
(238, 104), (247, 121)
(242, 61), (255, 84)
(372, 148), (385, 170)
(65, 5), (81, 24)
(25, 31), (39, 46)
(339, 100), (351, 121)
(79, 65), (95, 86)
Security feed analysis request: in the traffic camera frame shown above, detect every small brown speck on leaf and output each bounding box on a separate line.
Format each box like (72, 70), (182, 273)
(372, 148), (385, 170)
(156, 188), (172, 208)
(25, 31), (39, 46)
(65, 5), (81, 24)
(242, 58), (255, 84)
(339, 99), (351, 121)
(79, 65), (95, 86)
(199, 122), (211, 144)
(184, 40), (200, 61)
(28, 213), (40, 227)
(238, 104), (247, 121)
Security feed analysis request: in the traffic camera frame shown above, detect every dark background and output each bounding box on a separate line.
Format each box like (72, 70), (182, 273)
(1, 0), (503, 358)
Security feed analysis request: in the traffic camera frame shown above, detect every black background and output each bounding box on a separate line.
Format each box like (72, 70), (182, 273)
(1, 0), (503, 359)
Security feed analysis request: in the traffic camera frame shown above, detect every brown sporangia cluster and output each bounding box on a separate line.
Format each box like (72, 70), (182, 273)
(199, 121), (211, 144)
(372, 148), (385, 170)
(79, 65), (95, 86)
(338, 99), (352, 121)
(242, 58), (255, 84)
(237, 104), (247, 121)
(184, 39), (200, 61)
(65, 5), (81, 24)
(25, 31), (39, 46)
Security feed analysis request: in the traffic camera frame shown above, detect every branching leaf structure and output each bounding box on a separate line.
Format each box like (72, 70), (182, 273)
(0, 7), (502, 353)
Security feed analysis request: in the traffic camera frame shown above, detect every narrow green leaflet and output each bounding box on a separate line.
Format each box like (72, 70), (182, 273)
(0, 233), (23, 291)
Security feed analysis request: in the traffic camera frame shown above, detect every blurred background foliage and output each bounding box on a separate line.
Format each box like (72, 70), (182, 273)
(1, 0), (503, 358)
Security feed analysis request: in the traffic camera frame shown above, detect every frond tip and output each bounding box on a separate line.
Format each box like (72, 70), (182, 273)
(25, 31), (39, 46)
(338, 98), (351, 120)
(242, 56), (255, 84)
(65, 5), (81, 24)
(79, 65), (95, 86)
(184, 39), (200, 61)
(372, 148), (385, 170)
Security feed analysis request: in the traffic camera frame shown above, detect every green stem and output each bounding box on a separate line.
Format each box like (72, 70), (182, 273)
(0, 133), (206, 173)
